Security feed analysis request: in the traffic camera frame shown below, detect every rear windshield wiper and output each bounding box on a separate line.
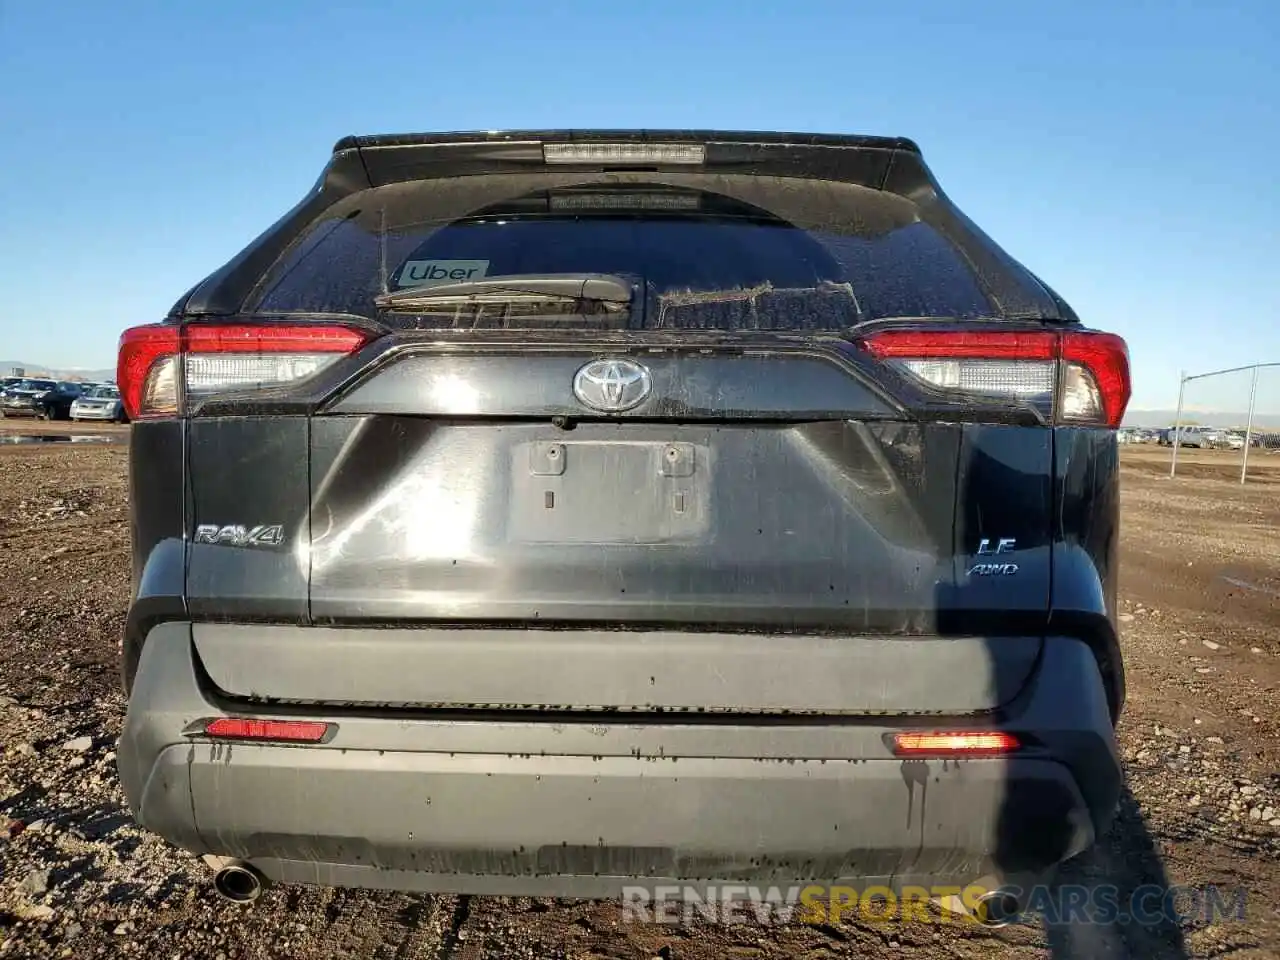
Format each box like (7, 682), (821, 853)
(374, 273), (634, 313)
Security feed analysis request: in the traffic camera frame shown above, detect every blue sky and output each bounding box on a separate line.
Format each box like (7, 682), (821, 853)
(1, 0), (1276, 413)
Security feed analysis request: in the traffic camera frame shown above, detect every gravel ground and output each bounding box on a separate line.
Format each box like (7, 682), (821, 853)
(1, 434), (1278, 959)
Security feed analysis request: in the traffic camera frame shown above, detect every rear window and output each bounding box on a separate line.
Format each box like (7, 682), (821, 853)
(250, 173), (995, 329)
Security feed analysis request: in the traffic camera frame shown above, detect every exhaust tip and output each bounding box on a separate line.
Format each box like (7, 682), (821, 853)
(973, 888), (1023, 928)
(213, 863), (267, 904)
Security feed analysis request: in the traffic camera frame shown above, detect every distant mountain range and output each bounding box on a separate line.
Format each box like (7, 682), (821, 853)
(1124, 409), (1280, 429)
(1, 360), (115, 382)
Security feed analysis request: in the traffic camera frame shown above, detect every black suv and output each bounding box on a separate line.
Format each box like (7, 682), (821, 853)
(117, 131), (1129, 914)
(0, 379), (82, 419)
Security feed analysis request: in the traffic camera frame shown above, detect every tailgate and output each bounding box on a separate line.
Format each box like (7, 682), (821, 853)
(305, 346), (1052, 634)
(183, 341), (1054, 714)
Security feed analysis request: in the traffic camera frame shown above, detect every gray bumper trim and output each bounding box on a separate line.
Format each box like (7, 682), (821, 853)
(193, 622), (1042, 714)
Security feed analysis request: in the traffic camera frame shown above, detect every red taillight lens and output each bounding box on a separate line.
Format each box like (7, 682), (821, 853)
(116, 322), (376, 421)
(892, 731), (1020, 756)
(856, 328), (1131, 427)
(1060, 331), (1131, 428)
(857, 330), (1058, 361)
(203, 718), (330, 742)
(117, 325), (181, 421)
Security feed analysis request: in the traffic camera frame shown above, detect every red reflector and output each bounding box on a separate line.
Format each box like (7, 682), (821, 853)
(203, 718), (330, 742)
(892, 732), (1020, 755)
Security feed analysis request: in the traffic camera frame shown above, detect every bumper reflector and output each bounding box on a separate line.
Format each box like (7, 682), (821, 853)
(202, 718), (331, 742)
(892, 731), (1020, 756)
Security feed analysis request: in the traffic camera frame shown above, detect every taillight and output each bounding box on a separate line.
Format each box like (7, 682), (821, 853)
(856, 328), (1131, 427)
(117, 325), (182, 421)
(892, 731), (1020, 756)
(202, 718), (331, 742)
(116, 322), (376, 420)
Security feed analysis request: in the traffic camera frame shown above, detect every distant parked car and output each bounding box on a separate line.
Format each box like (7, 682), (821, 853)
(1166, 426), (1221, 448)
(0, 379), (83, 419)
(1180, 427), (1209, 448)
(70, 384), (127, 423)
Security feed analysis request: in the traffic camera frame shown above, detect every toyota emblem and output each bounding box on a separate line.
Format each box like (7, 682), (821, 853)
(572, 358), (652, 412)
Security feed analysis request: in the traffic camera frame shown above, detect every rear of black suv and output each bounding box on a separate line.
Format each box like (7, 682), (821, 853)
(116, 131), (1128, 904)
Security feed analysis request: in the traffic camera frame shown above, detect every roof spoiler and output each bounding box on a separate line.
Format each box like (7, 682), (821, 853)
(172, 130), (1074, 323)
(332, 129), (923, 192)
(335, 129), (924, 153)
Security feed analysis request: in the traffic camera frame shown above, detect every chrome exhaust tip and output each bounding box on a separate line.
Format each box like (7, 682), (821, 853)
(972, 888), (1023, 928)
(213, 861), (268, 904)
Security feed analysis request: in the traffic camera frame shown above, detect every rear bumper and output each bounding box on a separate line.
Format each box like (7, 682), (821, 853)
(118, 623), (1121, 897)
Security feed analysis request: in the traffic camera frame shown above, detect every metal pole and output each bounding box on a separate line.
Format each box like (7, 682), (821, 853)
(1241, 363), (1260, 484)
(1170, 372), (1188, 479)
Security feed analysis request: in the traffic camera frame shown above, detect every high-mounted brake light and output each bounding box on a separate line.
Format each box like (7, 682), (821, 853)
(542, 142), (706, 165)
(548, 192), (702, 211)
(892, 731), (1020, 756)
(116, 323), (376, 420)
(856, 328), (1131, 427)
(202, 718), (331, 742)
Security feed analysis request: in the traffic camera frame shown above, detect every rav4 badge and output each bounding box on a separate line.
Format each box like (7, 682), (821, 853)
(193, 524), (285, 548)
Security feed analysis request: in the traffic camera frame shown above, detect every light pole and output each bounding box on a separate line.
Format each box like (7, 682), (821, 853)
(1241, 363), (1260, 484)
(1170, 371), (1188, 479)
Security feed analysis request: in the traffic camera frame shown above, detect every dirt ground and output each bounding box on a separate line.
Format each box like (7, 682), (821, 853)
(0, 428), (1278, 959)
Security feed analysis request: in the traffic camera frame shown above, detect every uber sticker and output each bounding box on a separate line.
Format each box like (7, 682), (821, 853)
(396, 259), (490, 288)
